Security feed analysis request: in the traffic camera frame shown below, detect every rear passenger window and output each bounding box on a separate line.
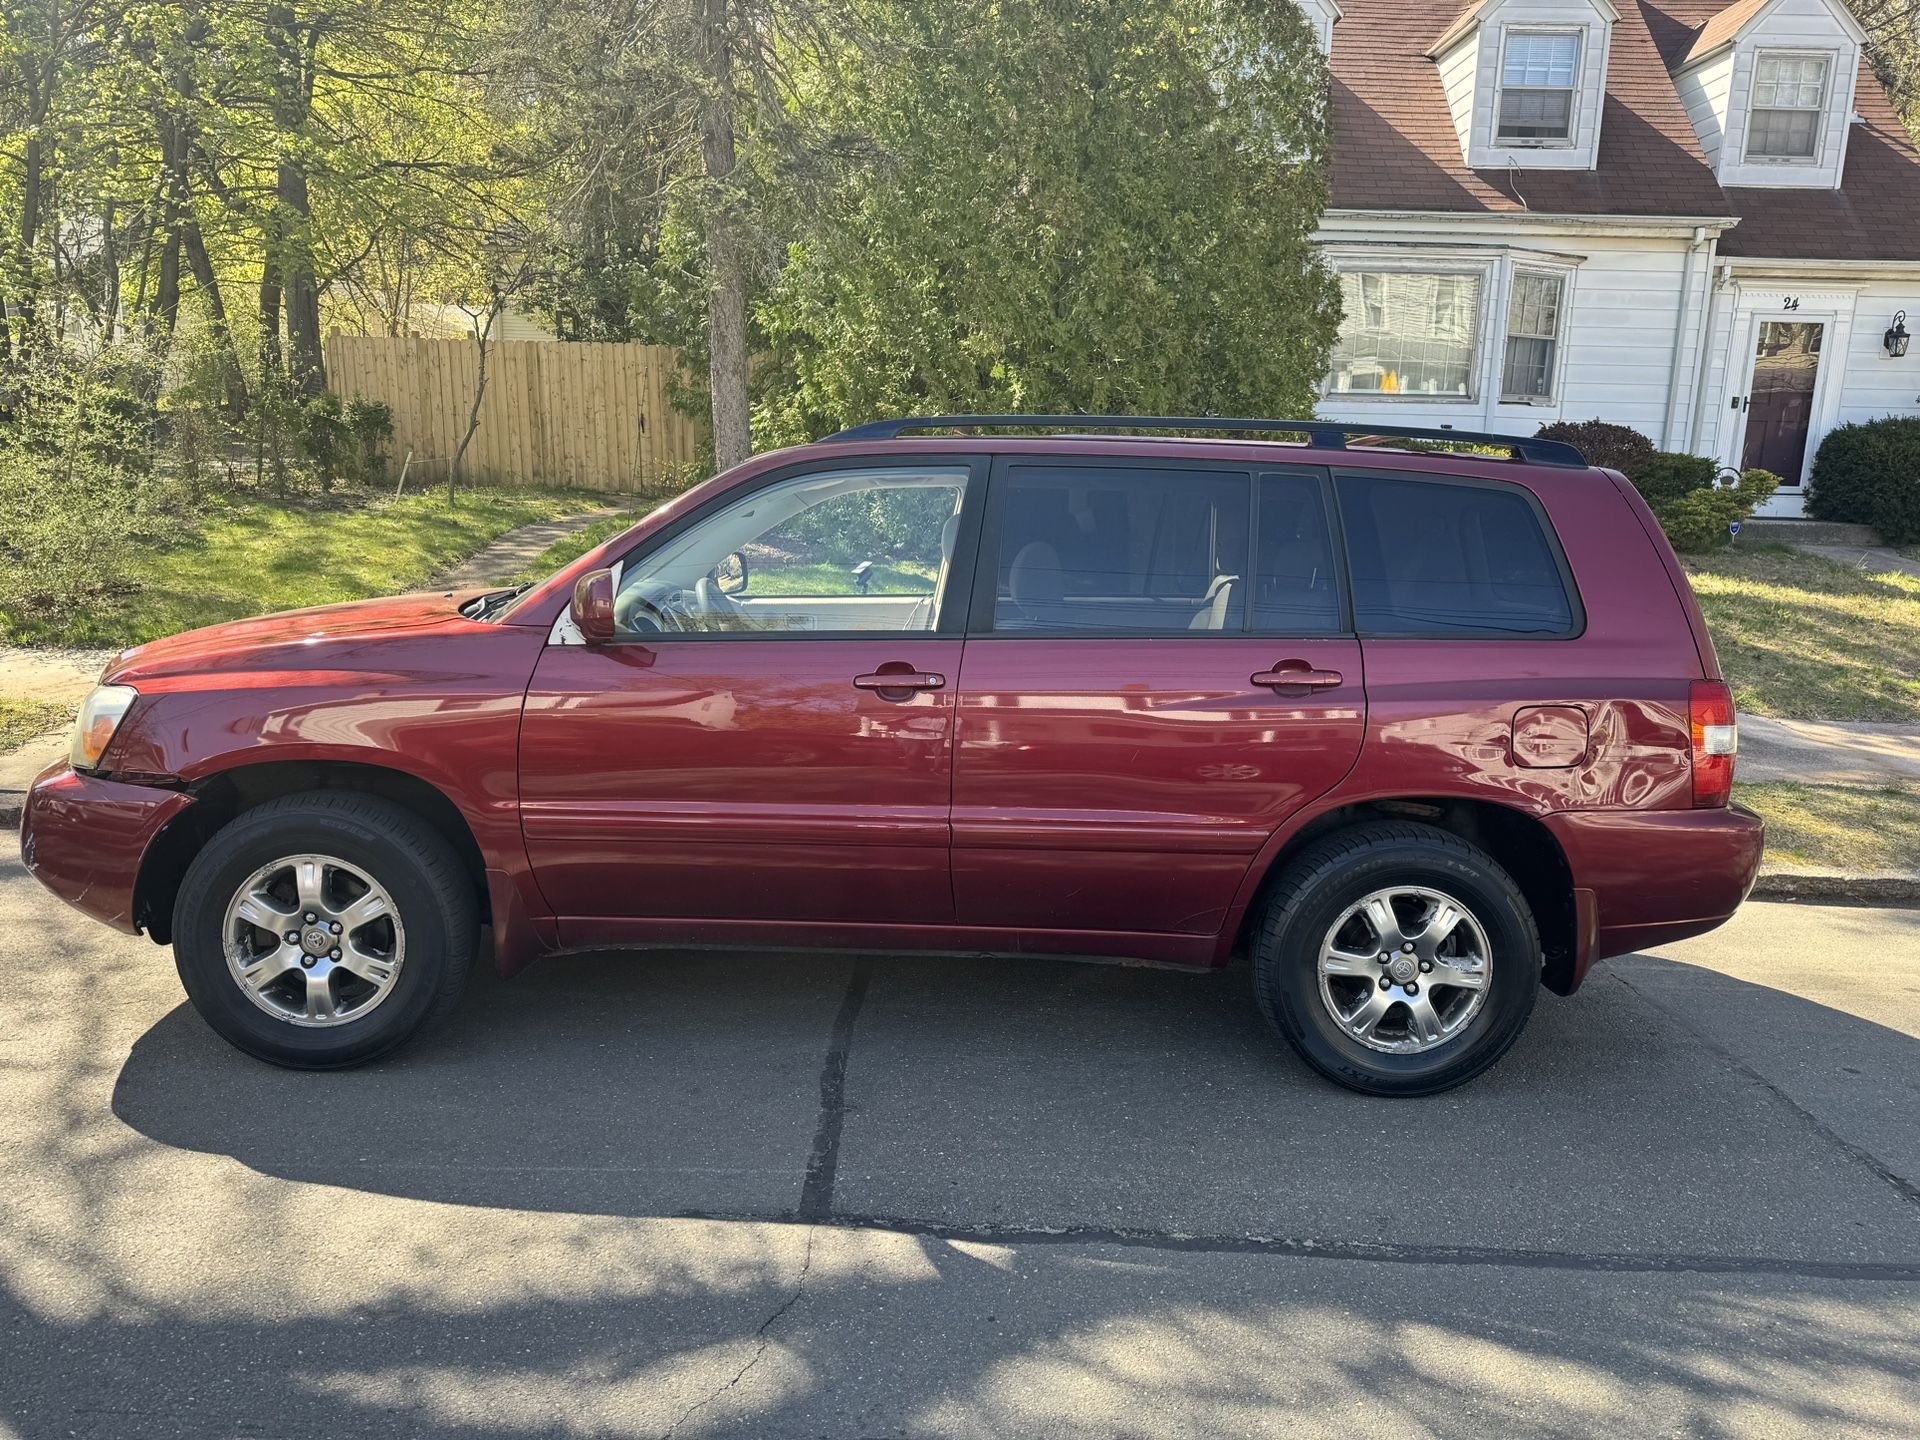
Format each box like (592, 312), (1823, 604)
(1253, 473), (1341, 634)
(992, 466), (1250, 633)
(1337, 473), (1575, 636)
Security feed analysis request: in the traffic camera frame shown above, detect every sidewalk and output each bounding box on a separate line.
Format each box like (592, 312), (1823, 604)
(1738, 712), (1920, 786)
(1788, 544), (1920, 583)
(429, 506), (624, 590)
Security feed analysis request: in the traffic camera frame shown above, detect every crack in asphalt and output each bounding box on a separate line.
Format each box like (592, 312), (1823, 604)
(798, 963), (871, 1222)
(656, 962), (871, 1433)
(659, 1226), (818, 1439)
(1610, 967), (1920, 1213)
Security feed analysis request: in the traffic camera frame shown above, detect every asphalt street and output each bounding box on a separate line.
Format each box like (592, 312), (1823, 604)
(2, 830), (1917, 1438)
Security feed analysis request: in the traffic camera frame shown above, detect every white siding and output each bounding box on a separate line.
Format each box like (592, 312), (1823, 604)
(1673, 0), (1865, 189)
(1436, 35), (1479, 155)
(1316, 223), (1715, 447)
(1297, 0), (1341, 54)
(1832, 282), (1920, 427)
(1466, 1), (1615, 171)
(1674, 50), (1735, 169)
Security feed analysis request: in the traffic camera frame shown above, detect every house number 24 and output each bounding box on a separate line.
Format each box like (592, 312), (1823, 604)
(1781, 296), (1801, 310)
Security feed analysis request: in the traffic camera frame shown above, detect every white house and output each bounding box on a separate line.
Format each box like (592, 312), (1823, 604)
(1311, 0), (1920, 516)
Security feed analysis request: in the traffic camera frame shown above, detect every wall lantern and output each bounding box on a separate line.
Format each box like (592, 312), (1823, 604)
(1887, 311), (1911, 359)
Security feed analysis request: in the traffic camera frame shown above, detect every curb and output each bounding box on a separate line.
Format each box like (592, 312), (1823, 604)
(1751, 871), (1920, 907)
(2, 798), (20, 831)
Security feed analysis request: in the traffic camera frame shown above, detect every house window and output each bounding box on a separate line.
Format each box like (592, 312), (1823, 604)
(1502, 271), (1566, 401)
(1329, 271), (1482, 398)
(1748, 53), (1830, 161)
(1497, 32), (1582, 144)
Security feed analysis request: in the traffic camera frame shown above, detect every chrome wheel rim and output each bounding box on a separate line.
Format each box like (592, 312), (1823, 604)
(222, 854), (406, 1027)
(1318, 886), (1492, 1055)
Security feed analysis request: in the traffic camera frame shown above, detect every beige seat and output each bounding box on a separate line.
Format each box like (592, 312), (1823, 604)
(1189, 574), (1238, 630)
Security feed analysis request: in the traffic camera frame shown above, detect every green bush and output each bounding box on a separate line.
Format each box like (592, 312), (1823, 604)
(0, 344), (159, 615)
(1736, 466), (1781, 515)
(295, 391), (349, 482)
(1652, 467), (1780, 553)
(1657, 488), (1741, 552)
(1807, 417), (1920, 545)
(1633, 451), (1718, 510)
(1535, 419), (1658, 478)
(344, 396), (394, 485)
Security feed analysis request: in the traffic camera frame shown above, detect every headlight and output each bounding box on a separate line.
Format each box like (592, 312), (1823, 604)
(71, 685), (138, 772)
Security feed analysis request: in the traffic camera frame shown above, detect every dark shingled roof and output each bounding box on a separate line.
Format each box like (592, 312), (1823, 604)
(1330, 0), (1920, 261)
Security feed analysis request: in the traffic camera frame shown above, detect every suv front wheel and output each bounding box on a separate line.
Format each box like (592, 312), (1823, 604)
(172, 792), (478, 1068)
(1252, 822), (1540, 1096)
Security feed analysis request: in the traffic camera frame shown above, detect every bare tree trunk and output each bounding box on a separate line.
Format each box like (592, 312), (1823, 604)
(258, 254), (283, 379)
(451, 303), (501, 500)
(153, 124), (186, 339)
(184, 222), (248, 415)
(267, 4), (326, 395)
(13, 130), (46, 347)
(697, 0), (751, 471)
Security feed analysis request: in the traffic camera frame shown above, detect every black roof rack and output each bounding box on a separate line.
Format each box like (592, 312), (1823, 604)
(823, 415), (1589, 468)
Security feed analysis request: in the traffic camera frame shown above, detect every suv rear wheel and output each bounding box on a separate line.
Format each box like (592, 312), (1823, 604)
(1252, 822), (1540, 1096)
(172, 792), (478, 1068)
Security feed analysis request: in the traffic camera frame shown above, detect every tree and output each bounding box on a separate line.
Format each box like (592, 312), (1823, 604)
(502, 0), (854, 470)
(1848, 0), (1919, 134)
(753, 0), (1340, 441)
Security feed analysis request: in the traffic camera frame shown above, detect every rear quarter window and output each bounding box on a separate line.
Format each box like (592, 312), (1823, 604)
(1337, 472), (1578, 637)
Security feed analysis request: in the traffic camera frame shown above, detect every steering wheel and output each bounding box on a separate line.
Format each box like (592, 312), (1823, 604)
(695, 575), (745, 625)
(614, 580), (694, 635)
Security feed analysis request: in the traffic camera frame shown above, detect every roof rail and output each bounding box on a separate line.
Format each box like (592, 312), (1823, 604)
(822, 415), (1589, 468)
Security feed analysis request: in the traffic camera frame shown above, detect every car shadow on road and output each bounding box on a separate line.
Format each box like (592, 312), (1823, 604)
(109, 944), (1920, 1260)
(21, 943), (1918, 1438)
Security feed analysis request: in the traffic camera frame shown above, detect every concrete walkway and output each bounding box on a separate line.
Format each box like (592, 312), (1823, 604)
(1792, 543), (1920, 581)
(1738, 712), (1920, 786)
(430, 506), (626, 590)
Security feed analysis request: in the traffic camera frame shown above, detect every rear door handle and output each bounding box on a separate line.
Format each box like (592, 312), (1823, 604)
(1251, 663), (1344, 691)
(853, 670), (946, 692)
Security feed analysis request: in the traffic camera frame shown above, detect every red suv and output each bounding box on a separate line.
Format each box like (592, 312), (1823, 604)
(21, 417), (1762, 1094)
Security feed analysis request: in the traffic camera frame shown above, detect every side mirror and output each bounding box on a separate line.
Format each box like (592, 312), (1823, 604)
(570, 568), (617, 645)
(714, 549), (749, 596)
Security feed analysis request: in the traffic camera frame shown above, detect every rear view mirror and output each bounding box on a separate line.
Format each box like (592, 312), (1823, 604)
(570, 568), (617, 645)
(714, 550), (749, 596)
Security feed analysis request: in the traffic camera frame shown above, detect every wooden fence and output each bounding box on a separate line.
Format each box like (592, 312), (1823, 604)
(324, 336), (709, 493)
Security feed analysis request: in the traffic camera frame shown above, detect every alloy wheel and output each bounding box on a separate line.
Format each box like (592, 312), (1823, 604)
(222, 853), (407, 1027)
(1317, 885), (1492, 1054)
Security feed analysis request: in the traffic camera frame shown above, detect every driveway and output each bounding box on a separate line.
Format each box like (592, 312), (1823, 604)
(2, 832), (1917, 1438)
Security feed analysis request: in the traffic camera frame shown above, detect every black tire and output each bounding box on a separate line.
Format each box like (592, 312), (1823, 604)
(172, 791), (478, 1069)
(1251, 822), (1540, 1097)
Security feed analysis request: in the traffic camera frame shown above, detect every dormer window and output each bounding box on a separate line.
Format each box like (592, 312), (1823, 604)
(1747, 52), (1831, 162)
(1497, 32), (1583, 144)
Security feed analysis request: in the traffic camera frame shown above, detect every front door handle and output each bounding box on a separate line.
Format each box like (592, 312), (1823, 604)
(1252, 662), (1344, 691)
(854, 670), (946, 693)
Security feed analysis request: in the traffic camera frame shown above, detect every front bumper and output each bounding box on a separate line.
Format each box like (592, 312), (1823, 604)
(20, 762), (196, 934)
(1546, 803), (1766, 986)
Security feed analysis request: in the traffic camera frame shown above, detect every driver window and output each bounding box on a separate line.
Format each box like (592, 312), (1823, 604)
(614, 467), (969, 636)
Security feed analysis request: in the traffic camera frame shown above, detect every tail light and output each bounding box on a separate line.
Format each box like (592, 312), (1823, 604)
(1690, 681), (1736, 808)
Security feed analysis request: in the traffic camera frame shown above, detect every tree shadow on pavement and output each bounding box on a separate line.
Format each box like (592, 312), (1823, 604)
(4, 935), (1917, 1437)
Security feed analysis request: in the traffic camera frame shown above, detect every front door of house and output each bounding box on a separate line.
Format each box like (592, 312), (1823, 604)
(1742, 321), (1825, 483)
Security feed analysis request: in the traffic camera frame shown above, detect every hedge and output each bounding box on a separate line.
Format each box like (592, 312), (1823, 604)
(1807, 417), (1920, 545)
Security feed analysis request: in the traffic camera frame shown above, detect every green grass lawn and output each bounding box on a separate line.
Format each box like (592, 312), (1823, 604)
(0, 698), (71, 755)
(1683, 546), (1920, 723)
(2, 487), (603, 649)
(511, 520), (940, 602)
(747, 561), (937, 597)
(1739, 781), (1920, 874)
